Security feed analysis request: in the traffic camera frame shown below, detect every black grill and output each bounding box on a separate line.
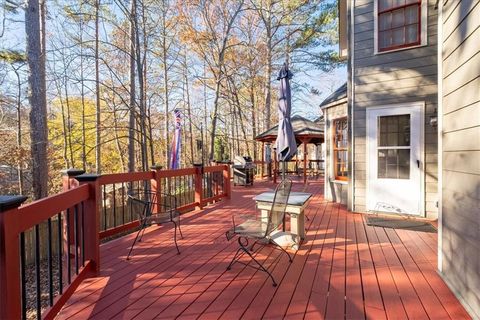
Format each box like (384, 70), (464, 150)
(233, 156), (255, 186)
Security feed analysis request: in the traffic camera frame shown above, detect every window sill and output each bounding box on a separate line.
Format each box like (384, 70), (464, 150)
(374, 42), (428, 55)
(330, 179), (348, 185)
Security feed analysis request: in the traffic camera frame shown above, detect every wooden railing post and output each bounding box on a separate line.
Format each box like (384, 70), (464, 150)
(0, 195), (27, 320)
(61, 169), (85, 259)
(75, 174), (101, 274)
(223, 164), (231, 199)
(150, 165), (162, 213)
(193, 164), (203, 210)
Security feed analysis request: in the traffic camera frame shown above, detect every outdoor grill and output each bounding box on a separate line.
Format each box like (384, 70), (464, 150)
(232, 156), (255, 186)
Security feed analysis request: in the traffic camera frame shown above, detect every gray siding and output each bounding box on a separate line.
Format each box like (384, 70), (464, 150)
(323, 102), (348, 204)
(441, 0), (480, 317)
(351, 0), (439, 217)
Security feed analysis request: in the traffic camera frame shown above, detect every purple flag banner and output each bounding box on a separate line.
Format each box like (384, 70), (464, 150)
(170, 109), (182, 169)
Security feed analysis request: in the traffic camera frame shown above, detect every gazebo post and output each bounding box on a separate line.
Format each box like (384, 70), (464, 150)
(273, 147), (277, 184)
(303, 138), (311, 184)
(261, 141), (265, 178)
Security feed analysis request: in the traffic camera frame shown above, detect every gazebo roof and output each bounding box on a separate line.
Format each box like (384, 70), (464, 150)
(255, 115), (324, 144)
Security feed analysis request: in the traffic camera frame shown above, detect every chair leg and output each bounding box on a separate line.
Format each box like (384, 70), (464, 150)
(227, 237), (277, 287)
(138, 223), (148, 242)
(250, 240), (258, 252)
(241, 245), (277, 287)
(226, 247), (245, 271)
(178, 219), (184, 239)
(126, 218), (147, 260)
(173, 221), (180, 255)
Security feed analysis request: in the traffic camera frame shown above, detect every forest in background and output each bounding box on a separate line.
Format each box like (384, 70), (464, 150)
(0, 0), (341, 199)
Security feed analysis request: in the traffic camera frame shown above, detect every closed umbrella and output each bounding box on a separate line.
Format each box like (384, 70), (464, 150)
(275, 63), (297, 180)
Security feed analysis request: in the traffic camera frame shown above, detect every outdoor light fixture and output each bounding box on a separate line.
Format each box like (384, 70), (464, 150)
(429, 108), (438, 128)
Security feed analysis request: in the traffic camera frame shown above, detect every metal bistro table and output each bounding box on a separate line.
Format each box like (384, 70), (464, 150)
(253, 191), (312, 250)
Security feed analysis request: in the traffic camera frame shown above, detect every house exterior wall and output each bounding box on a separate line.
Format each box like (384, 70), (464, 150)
(349, 0), (439, 218)
(440, 0), (480, 317)
(323, 102), (348, 205)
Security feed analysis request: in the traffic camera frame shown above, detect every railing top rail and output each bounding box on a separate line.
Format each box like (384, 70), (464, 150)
(98, 171), (155, 185)
(204, 165), (228, 173)
(14, 184), (90, 233)
(157, 167), (196, 178)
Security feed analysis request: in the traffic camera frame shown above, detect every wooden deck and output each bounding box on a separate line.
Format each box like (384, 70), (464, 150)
(56, 179), (471, 320)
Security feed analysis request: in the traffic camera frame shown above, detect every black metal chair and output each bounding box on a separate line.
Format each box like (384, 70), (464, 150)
(225, 179), (293, 286)
(126, 191), (183, 260)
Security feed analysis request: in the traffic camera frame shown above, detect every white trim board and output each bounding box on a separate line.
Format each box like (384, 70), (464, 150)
(365, 101), (426, 216)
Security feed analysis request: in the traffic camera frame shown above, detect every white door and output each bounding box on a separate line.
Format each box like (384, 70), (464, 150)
(367, 103), (424, 215)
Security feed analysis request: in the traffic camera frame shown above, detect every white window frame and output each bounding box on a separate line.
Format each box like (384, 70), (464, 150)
(374, 0), (428, 54)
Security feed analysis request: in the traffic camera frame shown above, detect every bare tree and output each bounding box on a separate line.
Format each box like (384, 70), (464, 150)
(26, 0), (48, 199)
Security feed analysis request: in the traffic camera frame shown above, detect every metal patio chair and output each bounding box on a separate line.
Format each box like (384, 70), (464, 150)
(225, 179), (293, 286)
(126, 191), (183, 260)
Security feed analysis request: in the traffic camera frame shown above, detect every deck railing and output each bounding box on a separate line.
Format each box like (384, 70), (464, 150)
(0, 164), (231, 320)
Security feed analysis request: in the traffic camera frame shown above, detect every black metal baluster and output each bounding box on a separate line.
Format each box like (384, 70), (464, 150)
(66, 209), (71, 284)
(20, 232), (26, 320)
(113, 183), (117, 227)
(121, 182), (125, 225)
(74, 205), (79, 275)
(57, 213), (63, 294)
(103, 185), (107, 231)
(130, 182), (134, 221)
(47, 217), (54, 306)
(34, 224), (41, 319)
(81, 202), (85, 267)
(181, 176), (185, 206)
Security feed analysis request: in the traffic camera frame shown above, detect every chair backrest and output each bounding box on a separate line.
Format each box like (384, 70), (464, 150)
(128, 190), (177, 220)
(265, 178), (292, 236)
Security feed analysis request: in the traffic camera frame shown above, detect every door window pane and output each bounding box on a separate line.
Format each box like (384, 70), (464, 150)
(378, 149), (410, 179)
(378, 114), (410, 147)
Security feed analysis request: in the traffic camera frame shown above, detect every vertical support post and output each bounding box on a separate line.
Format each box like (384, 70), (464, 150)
(273, 147), (278, 184)
(75, 174), (101, 273)
(150, 165), (163, 214)
(223, 164), (231, 199)
(303, 140), (308, 184)
(261, 142), (265, 178)
(193, 164), (203, 210)
(61, 169), (85, 285)
(0, 195), (27, 320)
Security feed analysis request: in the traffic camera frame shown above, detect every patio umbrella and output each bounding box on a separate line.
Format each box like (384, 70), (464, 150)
(275, 63), (297, 180)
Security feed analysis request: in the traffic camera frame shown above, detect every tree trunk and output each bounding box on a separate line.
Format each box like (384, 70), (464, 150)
(128, 0), (136, 172)
(14, 67), (24, 194)
(183, 51), (194, 165)
(209, 78), (222, 161)
(250, 81), (257, 160)
(80, 18), (87, 170)
(161, 2), (170, 168)
(133, 0), (148, 171)
(264, 28), (272, 130)
(26, 0), (48, 199)
(95, 0), (101, 173)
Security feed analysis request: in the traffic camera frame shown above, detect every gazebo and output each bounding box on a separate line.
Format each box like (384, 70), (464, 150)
(255, 115), (324, 184)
